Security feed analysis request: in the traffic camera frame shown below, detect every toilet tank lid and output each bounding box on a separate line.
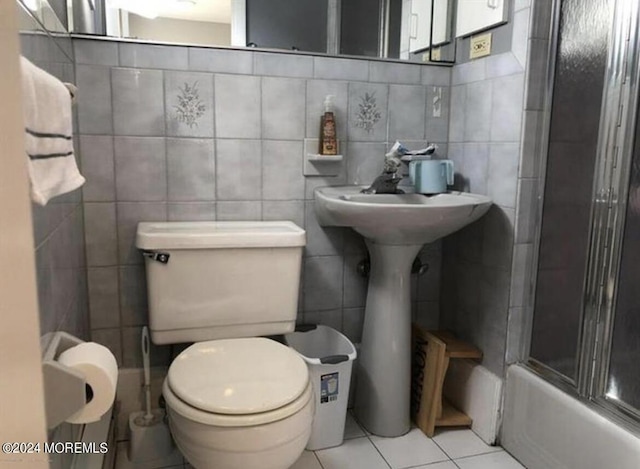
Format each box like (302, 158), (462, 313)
(136, 221), (306, 249)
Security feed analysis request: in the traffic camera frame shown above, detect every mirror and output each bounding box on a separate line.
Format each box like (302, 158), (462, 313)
(59, 0), (457, 62)
(20, 0), (510, 64)
(400, 0), (453, 62)
(19, 0), (69, 34)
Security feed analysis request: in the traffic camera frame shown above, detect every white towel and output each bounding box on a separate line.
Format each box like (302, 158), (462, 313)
(21, 57), (85, 206)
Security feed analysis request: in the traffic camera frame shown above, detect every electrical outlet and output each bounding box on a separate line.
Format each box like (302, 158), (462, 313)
(470, 33), (492, 59)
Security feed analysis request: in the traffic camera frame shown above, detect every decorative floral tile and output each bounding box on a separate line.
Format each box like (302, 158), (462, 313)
(165, 71), (214, 138)
(354, 92), (382, 133)
(348, 82), (388, 142)
(174, 82), (206, 128)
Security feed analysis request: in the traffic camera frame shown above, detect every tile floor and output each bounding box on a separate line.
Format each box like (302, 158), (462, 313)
(115, 412), (526, 469)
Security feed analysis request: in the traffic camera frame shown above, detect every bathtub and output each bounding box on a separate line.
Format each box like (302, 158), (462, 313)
(501, 365), (640, 469)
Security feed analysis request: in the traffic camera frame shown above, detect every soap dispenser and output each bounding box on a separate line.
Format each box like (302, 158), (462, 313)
(319, 95), (338, 155)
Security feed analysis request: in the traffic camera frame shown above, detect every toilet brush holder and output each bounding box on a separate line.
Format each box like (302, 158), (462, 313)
(127, 408), (173, 463)
(127, 327), (173, 463)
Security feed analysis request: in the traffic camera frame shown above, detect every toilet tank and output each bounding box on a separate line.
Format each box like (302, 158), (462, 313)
(136, 221), (306, 345)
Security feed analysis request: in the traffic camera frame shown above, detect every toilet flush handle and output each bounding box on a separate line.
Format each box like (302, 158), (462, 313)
(142, 250), (170, 264)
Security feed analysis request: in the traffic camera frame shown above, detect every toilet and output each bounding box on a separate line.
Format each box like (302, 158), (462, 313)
(135, 221), (313, 469)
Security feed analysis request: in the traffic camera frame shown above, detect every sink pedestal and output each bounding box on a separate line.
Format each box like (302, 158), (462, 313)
(354, 241), (423, 437)
(314, 185), (492, 437)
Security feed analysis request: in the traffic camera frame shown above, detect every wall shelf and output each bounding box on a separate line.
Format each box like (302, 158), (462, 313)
(303, 138), (345, 176)
(307, 154), (343, 162)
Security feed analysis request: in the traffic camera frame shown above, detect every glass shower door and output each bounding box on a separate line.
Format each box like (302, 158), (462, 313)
(528, 0), (613, 383)
(603, 121), (640, 417)
(526, 0), (640, 431)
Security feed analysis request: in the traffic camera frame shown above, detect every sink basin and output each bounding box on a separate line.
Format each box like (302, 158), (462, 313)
(314, 185), (492, 437)
(314, 186), (492, 245)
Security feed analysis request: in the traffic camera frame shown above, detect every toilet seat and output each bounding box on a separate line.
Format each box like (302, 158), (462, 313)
(164, 379), (313, 427)
(165, 338), (311, 427)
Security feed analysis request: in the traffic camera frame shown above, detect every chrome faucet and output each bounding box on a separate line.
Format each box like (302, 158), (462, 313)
(361, 155), (404, 194)
(360, 171), (404, 194)
(360, 142), (437, 194)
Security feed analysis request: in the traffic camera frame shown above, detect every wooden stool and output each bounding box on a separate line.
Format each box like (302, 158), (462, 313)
(411, 326), (482, 437)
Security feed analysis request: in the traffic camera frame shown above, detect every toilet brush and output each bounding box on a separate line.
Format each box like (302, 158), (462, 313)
(127, 327), (173, 463)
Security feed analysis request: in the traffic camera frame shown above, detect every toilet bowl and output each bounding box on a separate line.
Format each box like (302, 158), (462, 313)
(135, 221), (311, 469)
(162, 338), (314, 469)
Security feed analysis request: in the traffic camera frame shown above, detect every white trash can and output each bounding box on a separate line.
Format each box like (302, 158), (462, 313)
(284, 324), (357, 450)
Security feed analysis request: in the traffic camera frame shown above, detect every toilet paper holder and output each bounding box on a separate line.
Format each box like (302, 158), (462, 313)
(41, 332), (89, 429)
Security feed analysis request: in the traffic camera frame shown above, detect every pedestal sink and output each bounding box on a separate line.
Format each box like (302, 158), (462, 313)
(314, 186), (491, 437)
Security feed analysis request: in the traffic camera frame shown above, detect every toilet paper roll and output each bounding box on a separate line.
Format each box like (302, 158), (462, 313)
(57, 342), (118, 424)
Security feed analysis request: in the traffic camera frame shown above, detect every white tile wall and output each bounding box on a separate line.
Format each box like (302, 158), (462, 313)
(441, 3), (539, 378)
(74, 39), (451, 367)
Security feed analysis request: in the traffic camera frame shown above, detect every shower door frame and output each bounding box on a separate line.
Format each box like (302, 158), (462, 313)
(586, 0), (640, 429)
(524, 0), (640, 435)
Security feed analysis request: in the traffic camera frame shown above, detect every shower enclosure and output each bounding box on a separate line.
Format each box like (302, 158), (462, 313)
(526, 0), (640, 434)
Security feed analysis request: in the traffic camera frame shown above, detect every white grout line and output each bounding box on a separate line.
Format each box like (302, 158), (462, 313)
(365, 432), (394, 469)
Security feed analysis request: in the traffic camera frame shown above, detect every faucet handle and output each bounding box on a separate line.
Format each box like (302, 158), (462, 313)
(383, 157), (401, 174)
